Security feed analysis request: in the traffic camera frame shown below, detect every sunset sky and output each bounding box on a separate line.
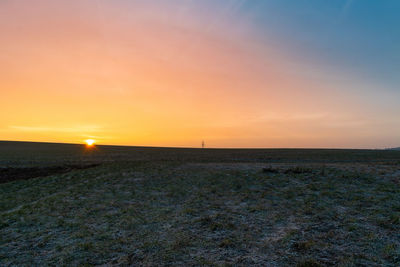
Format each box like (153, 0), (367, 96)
(1, 0), (399, 148)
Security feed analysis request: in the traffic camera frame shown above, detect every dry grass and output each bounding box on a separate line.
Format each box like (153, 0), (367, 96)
(0, 142), (400, 266)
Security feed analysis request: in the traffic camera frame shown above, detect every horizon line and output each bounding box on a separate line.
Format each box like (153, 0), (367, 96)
(0, 139), (391, 150)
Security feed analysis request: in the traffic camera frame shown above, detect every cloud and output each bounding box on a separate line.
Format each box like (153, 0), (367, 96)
(339, 0), (354, 20)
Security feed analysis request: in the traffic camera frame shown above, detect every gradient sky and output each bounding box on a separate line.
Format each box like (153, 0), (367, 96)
(1, 0), (399, 148)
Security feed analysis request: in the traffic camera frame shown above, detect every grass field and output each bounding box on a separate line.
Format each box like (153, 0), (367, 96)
(1, 141), (400, 266)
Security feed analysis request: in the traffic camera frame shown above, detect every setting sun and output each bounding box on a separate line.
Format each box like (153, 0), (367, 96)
(0, 0), (399, 149)
(85, 139), (95, 146)
(1, 1), (400, 265)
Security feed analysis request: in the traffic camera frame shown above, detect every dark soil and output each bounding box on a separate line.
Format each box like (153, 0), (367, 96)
(0, 164), (100, 184)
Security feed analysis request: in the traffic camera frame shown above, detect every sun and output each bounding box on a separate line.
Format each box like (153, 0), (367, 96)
(85, 139), (95, 146)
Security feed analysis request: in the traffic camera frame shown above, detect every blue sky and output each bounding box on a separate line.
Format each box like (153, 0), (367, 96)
(240, 0), (400, 90)
(1, 0), (399, 148)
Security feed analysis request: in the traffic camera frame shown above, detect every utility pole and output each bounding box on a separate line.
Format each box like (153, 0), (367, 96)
(202, 140), (205, 149)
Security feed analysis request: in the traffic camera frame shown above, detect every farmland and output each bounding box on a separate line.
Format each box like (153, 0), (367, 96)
(1, 141), (400, 266)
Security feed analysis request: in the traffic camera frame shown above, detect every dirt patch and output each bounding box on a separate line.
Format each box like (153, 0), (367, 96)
(0, 164), (100, 184)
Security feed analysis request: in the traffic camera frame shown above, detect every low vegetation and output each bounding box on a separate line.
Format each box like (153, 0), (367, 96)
(0, 142), (399, 266)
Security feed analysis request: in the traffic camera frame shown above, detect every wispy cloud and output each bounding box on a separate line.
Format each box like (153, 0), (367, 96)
(339, 0), (354, 21)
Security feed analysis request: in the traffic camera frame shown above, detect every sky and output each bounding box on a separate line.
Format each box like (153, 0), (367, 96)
(0, 0), (399, 148)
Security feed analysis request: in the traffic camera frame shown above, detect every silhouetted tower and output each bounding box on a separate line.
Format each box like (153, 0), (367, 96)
(202, 140), (205, 149)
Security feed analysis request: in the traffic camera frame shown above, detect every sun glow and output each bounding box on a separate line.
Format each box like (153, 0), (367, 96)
(85, 139), (95, 146)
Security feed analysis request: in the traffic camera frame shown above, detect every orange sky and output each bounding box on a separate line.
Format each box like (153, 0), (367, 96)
(1, 1), (399, 148)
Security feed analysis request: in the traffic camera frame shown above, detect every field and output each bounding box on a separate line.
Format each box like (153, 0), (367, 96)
(1, 141), (400, 266)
